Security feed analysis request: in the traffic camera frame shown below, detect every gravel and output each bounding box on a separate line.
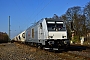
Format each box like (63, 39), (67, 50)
(0, 42), (90, 60)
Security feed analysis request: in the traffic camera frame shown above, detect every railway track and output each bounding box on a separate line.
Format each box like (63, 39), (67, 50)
(23, 42), (90, 60)
(0, 42), (90, 60)
(50, 44), (90, 60)
(66, 44), (90, 58)
(41, 44), (90, 60)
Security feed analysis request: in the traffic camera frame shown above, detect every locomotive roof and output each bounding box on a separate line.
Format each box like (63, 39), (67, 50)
(26, 18), (64, 30)
(45, 18), (63, 22)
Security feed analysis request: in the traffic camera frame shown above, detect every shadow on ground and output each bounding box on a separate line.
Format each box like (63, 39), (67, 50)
(48, 45), (88, 53)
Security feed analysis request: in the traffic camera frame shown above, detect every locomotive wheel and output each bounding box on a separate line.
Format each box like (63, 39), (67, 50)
(36, 44), (43, 49)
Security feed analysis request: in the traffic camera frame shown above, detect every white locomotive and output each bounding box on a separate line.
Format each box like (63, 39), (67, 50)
(12, 18), (70, 50)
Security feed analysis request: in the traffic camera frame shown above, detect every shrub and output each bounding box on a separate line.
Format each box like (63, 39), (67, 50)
(71, 36), (80, 43)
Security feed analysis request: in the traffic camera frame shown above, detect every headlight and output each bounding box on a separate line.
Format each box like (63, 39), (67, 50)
(48, 36), (53, 39)
(62, 36), (66, 38)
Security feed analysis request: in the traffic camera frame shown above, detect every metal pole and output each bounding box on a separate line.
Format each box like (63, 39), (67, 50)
(9, 16), (10, 41)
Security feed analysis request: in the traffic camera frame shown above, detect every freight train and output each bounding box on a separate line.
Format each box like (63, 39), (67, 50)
(12, 18), (70, 50)
(0, 32), (9, 43)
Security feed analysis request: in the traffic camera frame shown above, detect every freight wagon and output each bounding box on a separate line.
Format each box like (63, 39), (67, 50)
(0, 32), (9, 43)
(12, 31), (25, 43)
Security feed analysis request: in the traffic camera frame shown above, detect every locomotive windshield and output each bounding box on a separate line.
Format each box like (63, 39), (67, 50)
(47, 21), (66, 31)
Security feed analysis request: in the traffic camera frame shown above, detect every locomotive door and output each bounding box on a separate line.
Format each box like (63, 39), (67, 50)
(39, 23), (44, 39)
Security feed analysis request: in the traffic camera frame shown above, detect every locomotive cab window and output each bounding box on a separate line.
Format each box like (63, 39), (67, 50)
(47, 21), (55, 31)
(56, 24), (63, 31)
(40, 23), (42, 29)
(56, 23), (66, 31)
(47, 21), (66, 31)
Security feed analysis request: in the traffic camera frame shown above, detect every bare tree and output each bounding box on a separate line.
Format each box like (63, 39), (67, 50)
(60, 6), (86, 40)
(84, 2), (90, 29)
(60, 14), (72, 39)
(53, 2), (90, 41)
(52, 14), (59, 19)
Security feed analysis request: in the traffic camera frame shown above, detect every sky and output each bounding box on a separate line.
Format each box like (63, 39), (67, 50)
(0, 0), (90, 39)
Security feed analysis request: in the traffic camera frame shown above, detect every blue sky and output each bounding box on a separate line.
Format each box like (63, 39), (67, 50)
(0, 0), (90, 39)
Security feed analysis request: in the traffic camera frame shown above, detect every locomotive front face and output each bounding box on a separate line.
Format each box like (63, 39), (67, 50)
(46, 20), (67, 39)
(43, 19), (70, 49)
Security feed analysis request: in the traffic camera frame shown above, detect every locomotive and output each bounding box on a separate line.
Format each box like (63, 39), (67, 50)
(12, 18), (70, 50)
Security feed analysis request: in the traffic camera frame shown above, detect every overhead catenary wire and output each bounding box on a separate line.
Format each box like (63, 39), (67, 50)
(12, 0), (31, 36)
(27, 0), (52, 26)
(20, 0), (45, 27)
(13, 0), (52, 27)
(29, 0), (45, 20)
(13, 0), (34, 29)
(20, 0), (33, 28)
(32, 0), (52, 20)
(13, 0), (23, 15)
